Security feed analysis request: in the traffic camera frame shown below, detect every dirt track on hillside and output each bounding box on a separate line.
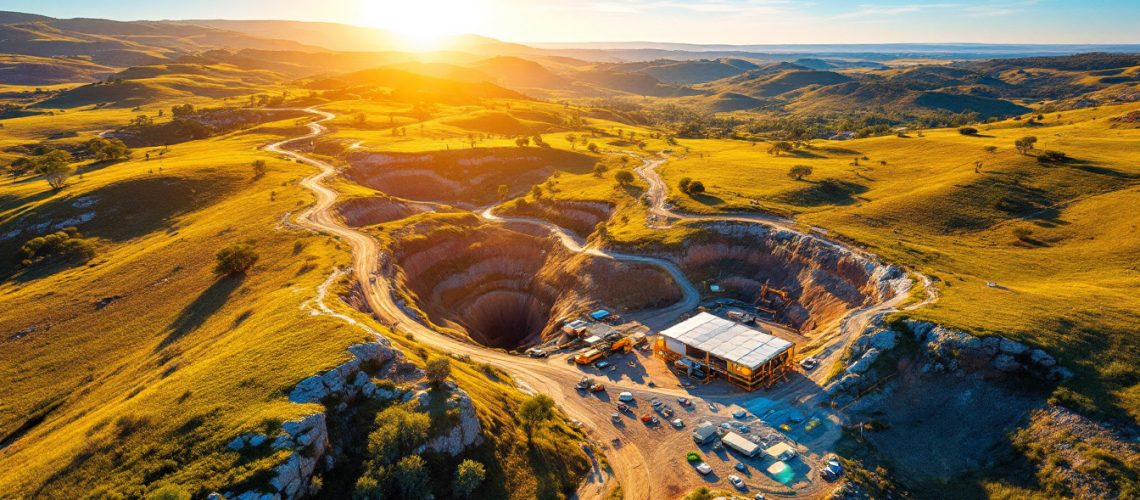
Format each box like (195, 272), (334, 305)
(269, 109), (928, 499)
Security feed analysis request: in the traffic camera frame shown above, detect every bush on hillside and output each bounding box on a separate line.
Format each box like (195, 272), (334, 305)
(1037, 150), (1068, 164)
(214, 243), (259, 275)
(687, 181), (705, 194)
(958, 126), (979, 135)
(425, 357), (451, 386)
(86, 137), (130, 162)
(18, 227), (96, 268)
(678, 177), (692, 193)
(788, 164), (813, 181)
(614, 170), (635, 186)
(453, 459), (486, 498)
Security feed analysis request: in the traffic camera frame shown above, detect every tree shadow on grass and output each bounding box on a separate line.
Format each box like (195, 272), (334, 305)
(690, 193), (725, 206)
(157, 274), (244, 351)
(775, 178), (868, 207)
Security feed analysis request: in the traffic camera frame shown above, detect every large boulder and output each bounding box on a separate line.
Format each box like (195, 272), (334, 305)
(288, 341), (399, 404)
(847, 348), (882, 375)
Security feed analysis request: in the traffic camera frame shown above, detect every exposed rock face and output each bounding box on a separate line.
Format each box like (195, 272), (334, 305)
(224, 414), (330, 500)
(414, 382), (484, 456)
(225, 333), (479, 499)
(393, 218), (681, 348)
(288, 342), (403, 404)
(906, 320), (1070, 379)
(502, 199), (614, 238)
(639, 221), (906, 334)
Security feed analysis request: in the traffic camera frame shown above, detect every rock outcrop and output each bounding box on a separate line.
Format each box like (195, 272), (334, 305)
(906, 320), (1071, 380)
(414, 382), (484, 456)
(225, 332), (481, 499)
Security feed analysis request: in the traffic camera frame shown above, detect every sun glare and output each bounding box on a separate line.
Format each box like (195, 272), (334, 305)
(360, 0), (483, 50)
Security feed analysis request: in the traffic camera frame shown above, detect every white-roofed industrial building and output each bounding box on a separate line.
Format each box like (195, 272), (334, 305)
(654, 312), (795, 391)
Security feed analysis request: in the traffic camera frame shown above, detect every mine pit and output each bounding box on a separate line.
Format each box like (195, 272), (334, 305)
(652, 221), (902, 335)
(391, 217), (682, 349)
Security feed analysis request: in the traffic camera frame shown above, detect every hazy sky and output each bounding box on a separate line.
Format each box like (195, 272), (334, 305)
(7, 0), (1140, 44)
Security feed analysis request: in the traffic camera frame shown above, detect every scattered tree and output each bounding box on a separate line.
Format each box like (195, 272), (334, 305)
(38, 150), (74, 189)
(519, 394), (555, 443)
(1014, 136), (1038, 155)
(515, 136), (530, 147)
(788, 165), (813, 181)
(368, 404), (430, 464)
(587, 142), (599, 153)
(425, 357), (451, 386)
(252, 159), (268, 179)
(86, 137), (130, 161)
(215, 243), (259, 275)
(1037, 150), (1067, 164)
(678, 177), (692, 193)
(687, 181), (705, 194)
(171, 104), (195, 117)
(614, 170), (634, 186)
(394, 455), (430, 499)
(531, 185), (543, 199)
(958, 126), (979, 136)
(453, 459), (486, 498)
(565, 133), (578, 149)
(767, 141), (793, 156)
(593, 163), (607, 177)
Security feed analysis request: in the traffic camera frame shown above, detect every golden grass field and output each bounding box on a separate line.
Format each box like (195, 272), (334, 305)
(655, 103), (1140, 422)
(0, 92), (586, 497)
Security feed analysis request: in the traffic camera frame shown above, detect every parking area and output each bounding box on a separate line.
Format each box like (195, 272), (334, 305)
(568, 346), (842, 497)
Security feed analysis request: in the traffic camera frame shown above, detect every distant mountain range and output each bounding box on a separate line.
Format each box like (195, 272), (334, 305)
(1, 10), (1138, 124)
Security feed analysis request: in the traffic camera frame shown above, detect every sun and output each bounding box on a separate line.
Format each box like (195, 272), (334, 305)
(360, 0), (484, 50)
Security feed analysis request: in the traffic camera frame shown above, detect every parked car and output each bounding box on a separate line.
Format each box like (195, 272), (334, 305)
(611, 413), (622, 424)
(708, 403), (718, 412)
(651, 399), (663, 409)
(677, 397), (692, 406)
(596, 361), (611, 369)
(618, 392), (634, 402)
(575, 378), (591, 390)
(526, 348), (548, 358)
(617, 403), (630, 413)
(671, 418), (684, 428)
(728, 475), (746, 489)
(737, 425), (751, 434)
(694, 462), (713, 475)
(732, 410), (748, 419)
(590, 383), (606, 392)
(800, 357), (819, 370)
(735, 462), (747, 472)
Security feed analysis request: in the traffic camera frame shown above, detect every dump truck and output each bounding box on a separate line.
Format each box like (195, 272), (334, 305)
(575, 348), (605, 365)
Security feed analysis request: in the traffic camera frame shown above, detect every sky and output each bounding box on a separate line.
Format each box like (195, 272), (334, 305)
(6, 0), (1140, 45)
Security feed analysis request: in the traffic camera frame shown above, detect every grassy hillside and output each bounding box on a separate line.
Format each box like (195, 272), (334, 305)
(0, 92), (587, 497)
(658, 102), (1140, 422)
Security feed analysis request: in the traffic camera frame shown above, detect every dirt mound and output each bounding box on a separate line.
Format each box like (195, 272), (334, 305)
(335, 196), (431, 227)
(345, 148), (594, 207)
(391, 217), (681, 348)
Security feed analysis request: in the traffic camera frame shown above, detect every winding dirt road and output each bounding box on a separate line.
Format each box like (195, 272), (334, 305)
(268, 109), (927, 499)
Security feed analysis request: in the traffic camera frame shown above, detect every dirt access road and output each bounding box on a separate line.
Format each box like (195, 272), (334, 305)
(268, 109), (924, 499)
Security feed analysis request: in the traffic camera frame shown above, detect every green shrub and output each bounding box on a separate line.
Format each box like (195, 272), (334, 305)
(17, 228), (96, 267)
(686, 451), (701, 462)
(1037, 150), (1068, 163)
(958, 126), (979, 135)
(214, 243), (259, 275)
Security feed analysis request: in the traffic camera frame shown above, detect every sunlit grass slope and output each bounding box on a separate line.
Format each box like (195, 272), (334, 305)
(0, 116), (370, 495)
(658, 103), (1140, 421)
